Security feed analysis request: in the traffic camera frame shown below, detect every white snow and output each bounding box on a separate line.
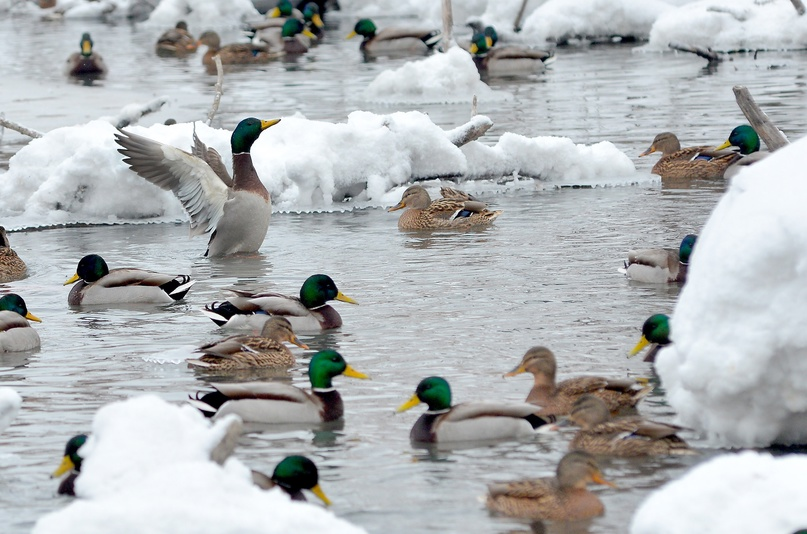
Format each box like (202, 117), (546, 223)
(630, 451), (807, 534)
(33, 395), (365, 534)
(0, 387), (22, 434)
(656, 136), (807, 448)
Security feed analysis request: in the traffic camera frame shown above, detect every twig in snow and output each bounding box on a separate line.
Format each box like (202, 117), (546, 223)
(207, 55), (224, 126)
(440, 0), (453, 52)
(0, 117), (43, 139)
(446, 115), (493, 147)
(113, 96), (169, 128)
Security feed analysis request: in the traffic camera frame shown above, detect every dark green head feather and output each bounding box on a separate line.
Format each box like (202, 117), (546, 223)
(65, 434), (88, 471)
(274, 0), (294, 17)
(353, 18), (377, 39)
(299, 274), (340, 309)
(231, 117), (273, 154)
(271, 455), (319, 491)
(415, 376), (452, 411)
(642, 314), (671, 345)
(79, 32), (94, 57)
(0, 294), (30, 316)
(76, 254), (110, 283)
(678, 234), (697, 264)
(728, 125), (761, 155)
(308, 349), (348, 388)
(282, 18), (307, 38)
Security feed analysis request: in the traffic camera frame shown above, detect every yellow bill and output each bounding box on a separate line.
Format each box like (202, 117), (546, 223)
(335, 291), (358, 305)
(396, 393), (421, 413)
(343, 364), (369, 380)
(311, 483), (332, 506)
(629, 336), (650, 357)
(52, 455), (75, 478)
(64, 273), (80, 286)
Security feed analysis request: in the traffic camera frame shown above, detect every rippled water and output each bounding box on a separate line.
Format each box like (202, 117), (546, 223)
(1, 10), (807, 534)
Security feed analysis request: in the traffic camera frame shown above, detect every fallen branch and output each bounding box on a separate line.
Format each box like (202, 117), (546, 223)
(206, 55), (224, 126)
(0, 117), (43, 139)
(514, 0), (530, 32)
(791, 0), (806, 15)
(669, 42), (721, 63)
(732, 85), (789, 151)
(112, 97), (169, 128)
(446, 114), (493, 147)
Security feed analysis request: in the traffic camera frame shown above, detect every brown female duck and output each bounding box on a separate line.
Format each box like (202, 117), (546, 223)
(156, 21), (197, 56)
(388, 185), (501, 230)
(504, 346), (649, 417)
(639, 131), (741, 180)
(568, 395), (695, 456)
(187, 316), (308, 371)
(486, 450), (616, 521)
(197, 30), (282, 71)
(0, 227), (27, 283)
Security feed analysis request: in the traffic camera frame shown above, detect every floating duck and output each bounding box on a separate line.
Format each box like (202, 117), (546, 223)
(65, 32), (108, 77)
(0, 226), (27, 283)
(52, 434), (88, 496)
(281, 18), (317, 54)
(189, 349), (368, 424)
(64, 254), (195, 306)
(388, 185), (502, 230)
(504, 346), (649, 417)
(630, 314), (671, 363)
(347, 18), (441, 56)
(469, 25), (554, 76)
(622, 234), (697, 284)
(0, 294), (41, 352)
(187, 316), (308, 371)
(301, 2), (325, 38)
(251, 455), (331, 505)
(155, 21), (197, 56)
(115, 118), (281, 256)
(395, 376), (552, 445)
(202, 274), (358, 331)
(568, 395), (695, 456)
(196, 31), (283, 71)
(639, 131), (745, 180)
(486, 450), (616, 521)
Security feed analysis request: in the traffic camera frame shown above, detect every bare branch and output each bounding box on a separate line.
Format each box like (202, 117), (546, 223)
(0, 117), (43, 139)
(790, 0), (806, 15)
(446, 115), (493, 147)
(440, 0), (453, 52)
(732, 85), (789, 151)
(669, 42), (721, 63)
(207, 55), (224, 126)
(514, 0), (530, 32)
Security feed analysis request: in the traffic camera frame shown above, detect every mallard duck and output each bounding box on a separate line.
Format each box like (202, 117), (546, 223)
(486, 450), (616, 521)
(64, 254), (195, 306)
(504, 346), (649, 417)
(115, 117), (281, 257)
(630, 314), (671, 363)
(187, 316), (309, 371)
(395, 376), (552, 445)
(469, 26), (554, 76)
(269, 0), (303, 20)
(202, 274), (358, 331)
(251, 455), (331, 505)
(639, 132), (742, 180)
(155, 21), (197, 56)
(301, 2), (325, 38)
(388, 185), (502, 231)
(347, 18), (441, 56)
(65, 32), (108, 77)
(0, 226), (27, 283)
(568, 395), (695, 456)
(0, 294), (42, 352)
(189, 349), (368, 423)
(714, 124), (761, 155)
(196, 31), (283, 71)
(622, 234), (697, 284)
(281, 18), (317, 54)
(52, 434), (87, 496)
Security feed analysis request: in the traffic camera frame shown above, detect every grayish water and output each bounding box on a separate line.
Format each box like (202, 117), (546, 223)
(1, 10), (807, 534)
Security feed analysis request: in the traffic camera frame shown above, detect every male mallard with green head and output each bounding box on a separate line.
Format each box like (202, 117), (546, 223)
(115, 117), (281, 256)
(0, 227), (27, 283)
(52, 434), (88, 496)
(395, 376), (552, 445)
(65, 32), (108, 77)
(486, 450), (616, 521)
(0, 294), (41, 352)
(189, 350), (368, 424)
(251, 455), (331, 505)
(469, 25), (554, 76)
(623, 234), (697, 284)
(187, 316), (309, 371)
(64, 254), (195, 306)
(568, 395), (695, 456)
(629, 314), (671, 363)
(347, 18), (441, 56)
(202, 274), (358, 331)
(504, 346), (649, 417)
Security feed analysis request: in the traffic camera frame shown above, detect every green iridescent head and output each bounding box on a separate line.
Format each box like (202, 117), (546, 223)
(397, 376), (452, 412)
(68, 254), (110, 284)
(281, 18), (308, 38)
(351, 18), (377, 39)
(299, 274), (358, 309)
(642, 314), (671, 345)
(270, 0), (294, 17)
(0, 293), (41, 322)
(717, 125), (760, 155)
(53, 434), (88, 477)
(308, 350), (368, 389)
(302, 3), (323, 27)
(79, 32), (94, 57)
(230, 117), (280, 154)
(272, 455), (331, 505)
(679, 234), (697, 264)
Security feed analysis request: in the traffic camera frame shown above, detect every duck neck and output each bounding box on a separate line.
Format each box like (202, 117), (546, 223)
(527, 375), (557, 404)
(232, 153), (269, 199)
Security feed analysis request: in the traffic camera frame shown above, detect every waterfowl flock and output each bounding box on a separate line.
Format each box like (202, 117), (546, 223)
(3, 0), (805, 531)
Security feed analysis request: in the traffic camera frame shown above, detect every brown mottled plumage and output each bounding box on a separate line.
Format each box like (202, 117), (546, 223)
(388, 185), (501, 230)
(639, 132), (741, 180)
(568, 395), (696, 456)
(197, 30), (282, 71)
(156, 21), (197, 56)
(504, 346), (649, 417)
(187, 316), (308, 370)
(0, 227), (27, 283)
(486, 451), (615, 521)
